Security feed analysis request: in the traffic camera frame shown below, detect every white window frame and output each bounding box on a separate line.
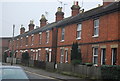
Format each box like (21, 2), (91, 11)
(31, 34), (34, 46)
(111, 48), (117, 65)
(76, 24), (82, 40)
(93, 19), (99, 37)
(101, 48), (106, 65)
(65, 50), (68, 63)
(49, 49), (52, 62)
(60, 49), (64, 63)
(26, 36), (28, 46)
(39, 32), (42, 44)
(35, 50), (39, 60)
(93, 47), (98, 65)
(61, 27), (65, 42)
(46, 31), (49, 44)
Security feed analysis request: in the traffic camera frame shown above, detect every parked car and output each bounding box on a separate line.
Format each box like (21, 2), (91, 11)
(0, 66), (29, 80)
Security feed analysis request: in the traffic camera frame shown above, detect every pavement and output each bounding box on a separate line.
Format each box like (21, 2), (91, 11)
(2, 63), (82, 81)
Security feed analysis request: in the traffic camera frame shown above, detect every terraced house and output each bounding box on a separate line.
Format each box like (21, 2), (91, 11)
(9, 0), (120, 66)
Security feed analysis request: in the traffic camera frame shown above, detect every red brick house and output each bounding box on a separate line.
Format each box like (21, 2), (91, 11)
(0, 37), (11, 62)
(56, 1), (120, 65)
(9, 1), (120, 65)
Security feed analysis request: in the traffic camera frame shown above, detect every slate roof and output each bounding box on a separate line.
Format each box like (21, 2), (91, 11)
(15, 2), (120, 39)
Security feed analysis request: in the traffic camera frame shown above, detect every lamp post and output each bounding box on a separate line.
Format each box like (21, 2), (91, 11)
(11, 24), (15, 65)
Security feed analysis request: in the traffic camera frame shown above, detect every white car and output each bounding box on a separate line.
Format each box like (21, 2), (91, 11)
(0, 66), (29, 80)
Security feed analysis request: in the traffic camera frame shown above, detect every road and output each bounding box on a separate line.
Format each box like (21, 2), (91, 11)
(25, 70), (59, 81)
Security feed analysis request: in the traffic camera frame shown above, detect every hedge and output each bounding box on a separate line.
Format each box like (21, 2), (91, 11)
(101, 65), (120, 80)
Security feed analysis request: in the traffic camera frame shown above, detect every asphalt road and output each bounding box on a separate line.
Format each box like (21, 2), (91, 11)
(25, 70), (61, 81)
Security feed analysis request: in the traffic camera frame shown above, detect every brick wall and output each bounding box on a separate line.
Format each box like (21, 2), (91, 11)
(56, 11), (120, 65)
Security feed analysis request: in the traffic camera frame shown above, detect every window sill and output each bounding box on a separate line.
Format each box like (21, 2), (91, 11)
(76, 37), (81, 40)
(46, 42), (49, 44)
(92, 35), (99, 38)
(65, 61), (68, 63)
(60, 40), (64, 42)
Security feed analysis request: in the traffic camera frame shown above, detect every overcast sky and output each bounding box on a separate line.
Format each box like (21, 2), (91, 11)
(0, 0), (102, 37)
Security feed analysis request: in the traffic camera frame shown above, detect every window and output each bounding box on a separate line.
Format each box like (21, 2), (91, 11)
(20, 37), (23, 47)
(31, 35), (34, 45)
(112, 48), (117, 65)
(93, 48), (98, 65)
(35, 50), (39, 60)
(61, 28), (65, 41)
(38, 50), (41, 61)
(16, 39), (19, 47)
(101, 48), (106, 65)
(26, 36), (28, 46)
(60, 49), (64, 63)
(65, 50), (68, 63)
(93, 19), (99, 37)
(39, 33), (42, 44)
(77, 24), (82, 39)
(46, 50), (49, 62)
(46, 31), (49, 43)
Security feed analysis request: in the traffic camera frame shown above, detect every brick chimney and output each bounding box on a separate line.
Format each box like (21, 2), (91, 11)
(40, 14), (47, 27)
(103, 0), (114, 6)
(71, 1), (80, 16)
(28, 20), (35, 31)
(20, 25), (25, 34)
(55, 7), (64, 22)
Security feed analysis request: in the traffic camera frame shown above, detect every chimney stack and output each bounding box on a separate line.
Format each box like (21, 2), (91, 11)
(55, 7), (64, 22)
(28, 20), (35, 31)
(20, 25), (25, 34)
(40, 14), (47, 27)
(71, 1), (80, 16)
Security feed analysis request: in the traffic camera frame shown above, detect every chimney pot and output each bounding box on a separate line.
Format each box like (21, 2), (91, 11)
(30, 20), (34, 24)
(76, 1), (78, 5)
(74, 1), (75, 5)
(71, 1), (80, 16)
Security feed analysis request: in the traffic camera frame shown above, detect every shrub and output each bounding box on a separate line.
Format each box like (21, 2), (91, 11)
(101, 65), (120, 80)
(71, 42), (82, 65)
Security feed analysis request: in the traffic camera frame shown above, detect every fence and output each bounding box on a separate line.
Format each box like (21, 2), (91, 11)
(56, 63), (101, 79)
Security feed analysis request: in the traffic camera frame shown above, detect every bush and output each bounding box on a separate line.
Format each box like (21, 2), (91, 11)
(71, 42), (82, 65)
(84, 63), (93, 66)
(71, 60), (82, 65)
(101, 65), (120, 80)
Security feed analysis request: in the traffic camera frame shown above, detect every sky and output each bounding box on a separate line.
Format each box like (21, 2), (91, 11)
(0, 0), (103, 37)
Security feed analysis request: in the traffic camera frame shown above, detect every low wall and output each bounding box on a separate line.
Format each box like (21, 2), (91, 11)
(34, 60), (46, 69)
(46, 62), (55, 71)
